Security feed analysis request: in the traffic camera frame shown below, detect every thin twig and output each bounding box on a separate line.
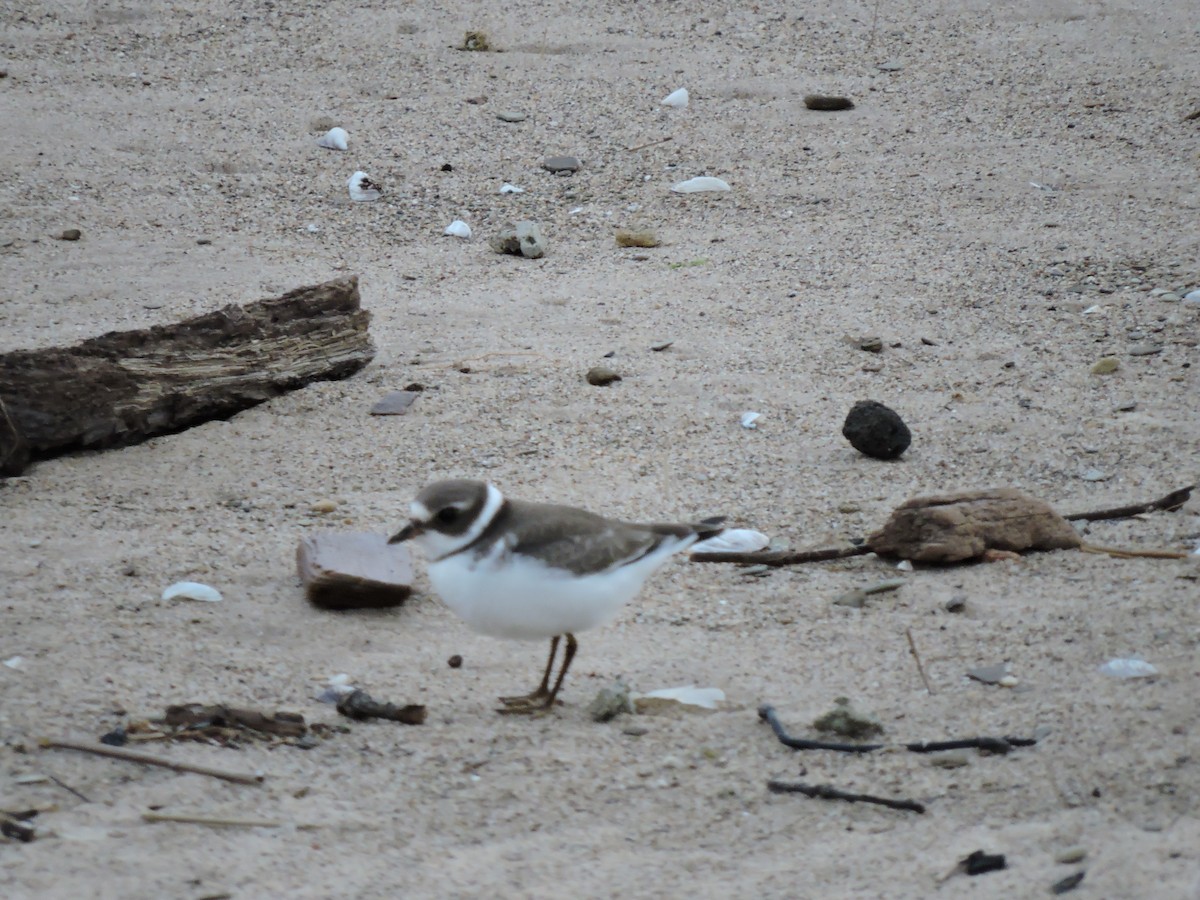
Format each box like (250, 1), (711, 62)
(905, 627), (935, 694)
(625, 135), (674, 152)
(1066, 485), (1192, 521)
(41, 738), (264, 785)
(142, 811), (305, 829)
(767, 780), (925, 814)
(46, 772), (91, 803)
(1080, 544), (1190, 560)
(691, 544), (871, 566)
(758, 705), (1036, 755)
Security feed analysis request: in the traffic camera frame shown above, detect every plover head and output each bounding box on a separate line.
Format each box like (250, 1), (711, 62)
(388, 479), (503, 560)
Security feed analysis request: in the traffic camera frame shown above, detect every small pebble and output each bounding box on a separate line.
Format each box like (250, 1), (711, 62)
(496, 110), (526, 123)
(1080, 468), (1108, 482)
(876, 61), (904, 72)
(447, 655), (463, 669)
(804, 94), (855, 111)
(587, 366), (621, 386)
(622, 725), (649, 737)
(1051, 871), (1086, 895)
(615, 229), (661, 248)
(812, 697), (883, 739)
(311, 499), (338, 513)
(1158, 291), (1181, 302)
(588, 679), (634, 722)
(945, 596), (967, 613)
(542, 155), (581, 174)
(57, 228), (82, 241)
(967, 664), (1010, 685)
(1090, 357), (1120, 375)
(1127, 343), (1162, 356)
(842, 399), (911, 460)
(998, 674), (1020, 688)
(929, 751), (971, 769)
(1055, 847), (1088, 865)
(856, 335), (884, 353)
(1114, 399), (1138, 412)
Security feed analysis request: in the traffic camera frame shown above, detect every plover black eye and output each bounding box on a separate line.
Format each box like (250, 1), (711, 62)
(437, 507), (459, 525)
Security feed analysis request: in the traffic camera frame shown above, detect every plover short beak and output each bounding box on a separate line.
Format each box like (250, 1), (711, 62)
(388, 520), (422, 544)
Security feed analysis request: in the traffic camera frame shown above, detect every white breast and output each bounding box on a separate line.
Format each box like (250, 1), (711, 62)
(425, 537), (693, 641)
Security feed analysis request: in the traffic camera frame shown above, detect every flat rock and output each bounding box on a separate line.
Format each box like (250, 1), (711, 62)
(867, 488), (1082, 563)
(369, 390), (420, 415)
(542, 155), (581, 173)
(297, 532), (413, 609)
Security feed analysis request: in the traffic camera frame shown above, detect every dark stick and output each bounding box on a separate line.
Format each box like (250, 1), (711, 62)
(767, 780), (926, 814)
(691, 544), (871, 566)
(758, 706), (1037, 755)
(46, 773), (91, 803)
(905, 627), (934, 694)
(1065, 485), (1193, 521)
(336, 689), (426, 725)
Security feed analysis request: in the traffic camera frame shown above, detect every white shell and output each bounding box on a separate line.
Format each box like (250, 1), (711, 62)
(347, 171), (382, 202)
(641, 685), (725, 709)
(499, 183), (525, 194)
(316, 127), (348, 151)
(671, 176), (731, 193)
(896, 559), (914, 572)
(661, 87), (689, 108)
(691, 529), (770, 555)
(740, 411), (761, 429)
(161, 581), (222, 603)
(1098, 658), (1158, 678)
(443, 220), (472, 238)
(3, 655), (24, 669)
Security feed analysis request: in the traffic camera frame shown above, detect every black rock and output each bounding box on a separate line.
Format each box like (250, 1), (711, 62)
(842, 400), (911, 460)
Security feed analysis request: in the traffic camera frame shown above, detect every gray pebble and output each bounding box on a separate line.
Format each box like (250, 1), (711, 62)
(586, 366), (622, 387)
(1158, 292), (1181, 302)
(588, 679), (634, 722)
(1080, 468), (1109, 482)
(1055, 847), (1088, 865)
(515, 220), (546, 258)
(1127, 343), (1162, 356)
(542, 155), (581, 173)
(945, 596), (967, 613)
(929, 751), (971, 769)
(496, 110), (526, 123)
(1114, 399), (1138, 412)
(876, 60), (904, 72)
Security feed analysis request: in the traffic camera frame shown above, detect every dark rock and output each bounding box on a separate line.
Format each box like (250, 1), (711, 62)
(842, 399), (911, 459)
(804, 94), (855, 111)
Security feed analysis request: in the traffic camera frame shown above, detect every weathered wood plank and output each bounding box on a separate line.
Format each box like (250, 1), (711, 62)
(0, 276), (372, 475)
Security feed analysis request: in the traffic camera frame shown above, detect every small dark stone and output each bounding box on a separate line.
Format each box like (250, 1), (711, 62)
(804, 94), (855, 111)
(842, 400), (911, 459)
(440, 163), (453, 172)
(99, 727), (127, 746)
(587, 366), (621, 386)
(1051, 871), (1086, 895)
(196, 238), (212, 245)
(962, 850), (1007, 876)
(448, 654), (463, 669)
(57, 228), (82, 241)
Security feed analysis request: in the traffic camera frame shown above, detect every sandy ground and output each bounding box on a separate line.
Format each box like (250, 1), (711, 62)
(2, 0), (1199, 897)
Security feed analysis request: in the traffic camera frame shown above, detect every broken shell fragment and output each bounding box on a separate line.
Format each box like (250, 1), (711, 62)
(740, 411), (761, 429)
(347, 171), (382, 202)
(499, 183), (525, 194)
(161, 581), (223, 603)
(671, 176), (730, 193)
(691, 529), (770, 554)
(316, 127), (348, 151)
(661, 87), (689, 108)
(443, 220), (472, 238)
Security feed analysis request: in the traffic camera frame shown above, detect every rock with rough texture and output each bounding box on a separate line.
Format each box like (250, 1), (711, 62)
(842, 399), (911, 459)
(490, 221), (546, 259)
(297, 532), (413, 609)
(542, 155), (581, 174)
(586, 366), (621, 386)
(867, 488), (1082, 563)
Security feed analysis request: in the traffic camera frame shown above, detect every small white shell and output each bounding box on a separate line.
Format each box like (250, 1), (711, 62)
(316, 127), (349, 151)
(740, 411), (761, 429)
(895, 559), (914, 572)
(661, 87), (689, 108)
(499, 183), (525, 194)
(1098, 658), (1158, 678)
(443, 220), (472, 238)
(3, 655), (24, 669)
(671, 176), (731, 193)
(691, 529), (770, 554)
(347, 171), (381, 202)
(641, 685), (725, 709)
(161, 581), (223, 603)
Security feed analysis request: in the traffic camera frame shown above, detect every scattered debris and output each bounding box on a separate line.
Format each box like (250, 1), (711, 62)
(40, 738), (264, 784)
(586, 366), (621, 386)
(296, 532), (413, 610)
(369, 390), (420, 416)
(336, 689), (426, 725)
(443, 220), (471, 239)
(315, 673), (356, 704)
(316, 127), (348, 150)
(832, 577), (905, 609)
(767, 780), (924, 813)
(1, 810), (37, 842)
(1051, 871), (1086, 895)
(959, 850), (1007, 876)
(661, 87), (689, 108)
(56, 228), (82, 241)
(588, 679), (634, 722)
(671, 176), (731, 193)
(868, 488), (1082, 563)
(758, 705), (1037, 755)
(347, 171), (382, 202)
(615, 229), (661, 248)
(804, 94), (855, 111)
(542, 155), (581, 174)
(634, 685), (725, 713)
(161, 581), (222, 603)
(143, 811), (300, 829)
(967, 664), (1011, 685)
(842, 399), (911, 460)
(459, 30), (491, 51)
(490, 221), (546, 258)
(1098, 658), (1158, 678)
(163, 703), (308, 740)
(812, 697), (884, 740)
(691, 528), (770, 555)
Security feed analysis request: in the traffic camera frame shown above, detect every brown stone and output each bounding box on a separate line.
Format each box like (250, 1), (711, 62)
(297, 531), (413, 609)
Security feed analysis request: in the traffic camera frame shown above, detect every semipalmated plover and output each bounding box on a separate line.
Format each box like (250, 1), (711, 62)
(389, 480), (723, 714)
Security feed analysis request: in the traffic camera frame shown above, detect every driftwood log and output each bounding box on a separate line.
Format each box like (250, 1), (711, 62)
(0, 277), (371, 476)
